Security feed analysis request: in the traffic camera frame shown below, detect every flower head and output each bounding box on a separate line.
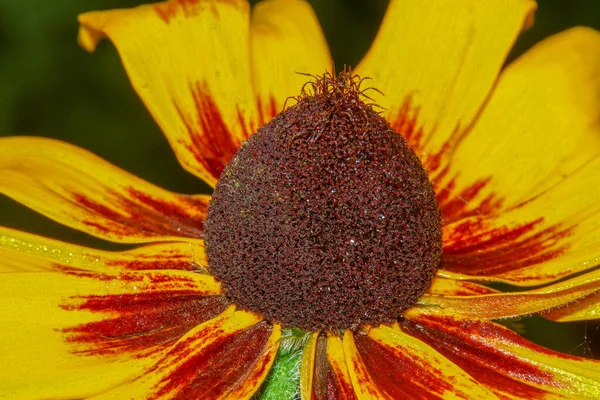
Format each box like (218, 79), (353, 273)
(1, 0), (600, 399)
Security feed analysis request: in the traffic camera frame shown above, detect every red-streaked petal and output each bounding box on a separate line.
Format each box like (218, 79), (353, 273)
(88, 310), (279, 400)
(0, 226), (207, 273)
(436, 28), (600, 223)
(543, 291), (600, 322)
(440, 153), (600, 286)
(311, 334), (358, 400)
(0, 263), (224, 399)
(418, 269), (600, 319)
(0, 137), (209, 243)
(344, 328), (496, 399)
(355, 0), (535, 176)
(79, 0), (259, 187)
(427, 276), (498, 296)
(405, 310), (600, 399)
(342, 330), (387, 399)
(251, 0), (331, 123)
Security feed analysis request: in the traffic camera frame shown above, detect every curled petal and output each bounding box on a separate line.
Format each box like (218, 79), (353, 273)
(418, 268), (600, 320)
(544, 291), (600, 322)
(428, 276), (498, 296)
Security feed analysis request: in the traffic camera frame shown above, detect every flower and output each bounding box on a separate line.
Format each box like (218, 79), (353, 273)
(1, 0), (600, 398)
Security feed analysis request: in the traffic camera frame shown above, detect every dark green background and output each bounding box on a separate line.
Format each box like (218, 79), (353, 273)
(0, 0), (599, 358)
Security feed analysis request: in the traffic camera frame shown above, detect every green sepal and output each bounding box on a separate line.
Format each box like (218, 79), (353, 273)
(253, 328), (310, 400)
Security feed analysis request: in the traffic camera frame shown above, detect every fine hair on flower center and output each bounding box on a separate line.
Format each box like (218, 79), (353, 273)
(205, 71), (442, 331)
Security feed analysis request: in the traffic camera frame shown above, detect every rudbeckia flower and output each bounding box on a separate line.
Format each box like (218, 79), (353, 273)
(2, 0), (600, 398)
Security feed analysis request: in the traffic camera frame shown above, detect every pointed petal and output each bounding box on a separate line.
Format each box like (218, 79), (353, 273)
(0, 226), (207, 273)
(355, 0), (535, 174)
(441, 154), (600, 286)
(79, 0), (258, 187)
(0, 264), (225, 399)
(310, 334), (357, 400)
(300, 331), (319, 400)
(251, 0), (331, 123)
(0, 137), (209, 243)
(418, 269), (600, 320)
(405, 310), (600, 399)
(438, 28), (600, 222)
(345, 328), (496, 399)
(88, 311), (279, 400)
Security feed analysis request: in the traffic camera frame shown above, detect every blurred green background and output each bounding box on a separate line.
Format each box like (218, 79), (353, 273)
(0, 0), (599, 358)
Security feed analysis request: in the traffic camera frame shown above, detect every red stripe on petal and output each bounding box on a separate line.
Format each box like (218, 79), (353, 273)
(56, 266), (200, 286)
(403, 315), (574, 399)
(442, 217), (573, 278)
(435, 175), (504, 224)
(103, 253), (195, 271)
(154, 0), (200, 24)
(175, 82), (248, 183)
(151, 321), (272, 400)
(389, 96), (425, 153)
(127, 188), (207, 227)
(57, 267), (227, 356)
(61, 293), (228, 357)
(154, 0), (245, 24)
(313, 342), (357, 400)
(389, 96), (452, 176)
(390, 103), (503, 224)
(256, 96), (279, 127)
(353, 333), (458, 399)
(73, 190), (207, 239)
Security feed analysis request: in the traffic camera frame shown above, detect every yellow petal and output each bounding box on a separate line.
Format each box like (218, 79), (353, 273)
(317, 334), (358, 400)
(355, 0), (535, 173)
(544, 291), (600, 322)
(87, 311), (276, 400)
(441, 153), (600, 286)
(342, 330), (388, 400)
(220, 323), (282, 400)
(357, 325), (497, 399)
(79, 0), (258, 187)
(0, 266), (225, 399)
(405, 311), (600, 398)
(418, 269), (600, 319)
(299, 331), (319, 400)
(251, 0), (331, 123)
(438, 27), (600, 222)
(0, 137), (209, 243)
(0, 226), (207, 273)
(427, 276), (498, 296)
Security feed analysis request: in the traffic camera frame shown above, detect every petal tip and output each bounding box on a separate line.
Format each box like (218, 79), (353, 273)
(77, 15), (104, 52)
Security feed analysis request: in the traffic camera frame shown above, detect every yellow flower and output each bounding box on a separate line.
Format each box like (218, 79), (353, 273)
(1, 0), (600, 399)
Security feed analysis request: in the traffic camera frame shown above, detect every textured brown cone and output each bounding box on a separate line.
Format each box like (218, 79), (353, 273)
(205, 72), (442, 331)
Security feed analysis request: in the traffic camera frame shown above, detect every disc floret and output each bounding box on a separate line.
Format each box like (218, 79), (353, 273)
(205, 70), (442, 331)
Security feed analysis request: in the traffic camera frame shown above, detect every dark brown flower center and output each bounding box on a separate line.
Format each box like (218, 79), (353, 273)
(205, 72), (442, 331)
